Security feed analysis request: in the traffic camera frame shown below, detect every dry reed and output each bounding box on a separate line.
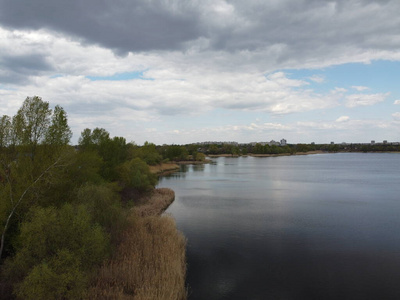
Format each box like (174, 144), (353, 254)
(148, 163), (180, 175)
(88, 188), (187, 300)
(134, 188), (176, 217)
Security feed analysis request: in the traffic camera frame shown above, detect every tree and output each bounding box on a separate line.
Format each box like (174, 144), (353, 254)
(117, 158), (157, 191)
(78, 128), (93, 150)
(3, 204), (109, 299)
(0, 115), (12, 148)
(79, 127), (110, 149)
(13, 96), (52, 158)
(0, 154), (69, 260)
(128, 141), (162, 165)
(78, 128), (129, 180)
(15, 249), (88, 300)
(44, 105), (72, 146)
(0, 97), (73, 260)
(163, 145), (188, 161)
(75, 184), (125, 238)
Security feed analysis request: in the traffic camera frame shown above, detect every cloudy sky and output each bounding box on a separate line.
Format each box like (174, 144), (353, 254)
(1, 0), (400, 145)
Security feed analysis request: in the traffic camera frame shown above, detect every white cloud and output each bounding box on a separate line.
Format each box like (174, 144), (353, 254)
(309, 75), (325, 83)
(1, 2), (400, 145)
(336, 116), (350, 122)
(351, 86), (369, 91)
(333, 87), (348, 93)
(394, 100), (400, 105)
(345, 93), (389, 108)
(393, 112), (400, 120)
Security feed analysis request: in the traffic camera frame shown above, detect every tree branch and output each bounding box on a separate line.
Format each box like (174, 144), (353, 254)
(0, 156), (62, 260)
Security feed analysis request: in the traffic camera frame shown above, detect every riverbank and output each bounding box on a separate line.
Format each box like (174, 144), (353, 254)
(149, 163), (180, 175)
(250, 150), (325, 157)
(149, 160), (212, 176)
(208, 150), (326, 158)
(89, 188), (187, 300)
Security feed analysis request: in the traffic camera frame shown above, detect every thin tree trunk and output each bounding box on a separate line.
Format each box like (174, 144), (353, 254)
(0, 157), (61, 260)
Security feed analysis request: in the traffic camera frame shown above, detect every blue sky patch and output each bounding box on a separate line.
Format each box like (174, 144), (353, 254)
(86, 71), (153, 81)
(282, 60), (400, 100)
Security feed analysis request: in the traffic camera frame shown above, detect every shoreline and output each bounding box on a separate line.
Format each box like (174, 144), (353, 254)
(249, 150), (325, 157)
(90, 188), (187, 299)
(149, 160), (212, 176)
(208, 150), (326, 158)
(208, 150), (400, 158)
(149, 163), (180, 176)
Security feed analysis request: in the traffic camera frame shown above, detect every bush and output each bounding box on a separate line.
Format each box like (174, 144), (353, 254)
(16, 249), (88, 300)
(3, 204), (109, 298)
(117, 158), (157, 191)
(75, 183), (126, 238)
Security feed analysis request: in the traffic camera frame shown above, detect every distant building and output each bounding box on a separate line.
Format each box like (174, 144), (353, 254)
(330, 142), (334, 145)
(383, 140), (388, 144)
(280, 138), (287, 146)
(371, 140), (375, 145)
(269, 140), (280, 146)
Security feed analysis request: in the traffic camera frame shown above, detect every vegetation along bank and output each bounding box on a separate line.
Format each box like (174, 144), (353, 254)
(0, 96), (187, 299)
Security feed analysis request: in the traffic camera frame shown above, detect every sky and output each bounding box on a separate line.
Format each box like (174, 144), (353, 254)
(1, 0), (400, 145)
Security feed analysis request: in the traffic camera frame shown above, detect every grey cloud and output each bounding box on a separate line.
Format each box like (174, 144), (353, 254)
(0, 0), (399, 79)
(1, 0), (400, 58)
(0, 0), (203, 54)
(0, 53), (53, 84)
(1, 54), (52, 72)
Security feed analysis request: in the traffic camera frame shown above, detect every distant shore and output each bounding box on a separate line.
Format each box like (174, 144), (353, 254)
(149, 160), (213, 176)
(208, 150), (326, 158)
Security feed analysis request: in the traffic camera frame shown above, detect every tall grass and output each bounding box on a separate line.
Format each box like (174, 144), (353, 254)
(134, 188), (176, 217)
(148, 163), (180, 176)
(88, 188), (187, 299)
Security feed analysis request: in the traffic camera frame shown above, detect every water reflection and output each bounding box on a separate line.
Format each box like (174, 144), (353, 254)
(159, 154), (400, 299)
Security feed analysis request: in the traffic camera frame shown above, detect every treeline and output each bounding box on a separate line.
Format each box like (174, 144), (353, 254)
(185, 142), (400, 156)
(0, 96), (169, 299)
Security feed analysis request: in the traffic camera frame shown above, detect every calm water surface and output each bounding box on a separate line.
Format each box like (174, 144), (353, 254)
(157, 153), (400, 300)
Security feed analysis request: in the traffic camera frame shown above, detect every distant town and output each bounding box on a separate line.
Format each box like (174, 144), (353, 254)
(193, 139), (400, 147)
(186, 139), (400, 156)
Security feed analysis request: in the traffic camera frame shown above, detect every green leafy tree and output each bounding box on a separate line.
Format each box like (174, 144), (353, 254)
(0, 115), (12, 148)
(15, 249), (88, 300)
(195, 152), (206, 161)
(78, 128), (129, 180)
(13, 96), (52, 158)
(0, 97), (73, 260)
(75, 184), (125, 238)
(0, 153), (70, 259)
(163, 145), (188, 161)
(3, 204), (109, 297)
(78, 128), (93, 150)
(44, 105), (72, 146)
(117, 158), (157, 191)
(128, 141), (162, 165)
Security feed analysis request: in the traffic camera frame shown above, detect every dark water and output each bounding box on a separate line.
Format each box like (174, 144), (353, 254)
(157, 153), (400, 300)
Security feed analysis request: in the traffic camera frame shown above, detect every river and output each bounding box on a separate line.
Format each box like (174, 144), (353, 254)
(157, 153), (400, 300)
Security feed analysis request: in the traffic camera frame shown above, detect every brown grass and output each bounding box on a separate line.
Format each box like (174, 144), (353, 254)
(133, 188), (176, 217)
(88, 188), (187, 300)
(149, 163), (180, 175)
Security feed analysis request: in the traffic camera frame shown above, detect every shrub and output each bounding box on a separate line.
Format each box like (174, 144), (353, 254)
(117, 158), (157, 191)
(75, 183), (126, 238)
(16, 249), (88, 300)
(3, 204), (109, 298)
